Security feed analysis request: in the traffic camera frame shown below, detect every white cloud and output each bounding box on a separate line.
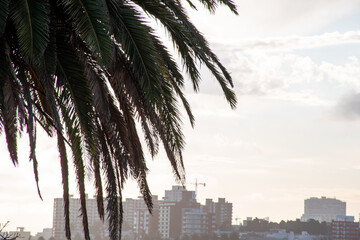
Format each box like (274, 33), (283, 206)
(189, 0), (360, 40)
(206, 34), (360, 106)
(215, 31), (360, 52)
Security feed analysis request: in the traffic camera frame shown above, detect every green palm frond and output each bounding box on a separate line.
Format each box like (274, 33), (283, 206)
(9, 0), (50, 62)
(1, 1), (237, 240)
(59, 0), (112, 66)
(107, 1), (164, 102)
(56, 39), (91, 240)
(0, 0), (9, 36)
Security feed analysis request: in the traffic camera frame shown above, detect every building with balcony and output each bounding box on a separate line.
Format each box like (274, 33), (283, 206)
(331, 215), (359, 240)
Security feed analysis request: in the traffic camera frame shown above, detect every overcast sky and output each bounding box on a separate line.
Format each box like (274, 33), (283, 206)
(2, 0), (360, 234)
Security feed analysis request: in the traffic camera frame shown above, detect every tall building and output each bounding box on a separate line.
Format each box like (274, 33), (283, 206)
(52, 195), (106, 240)
(182, 208), (216, 235)
(159, 186), (220, 239)
(123, 195), (160, 237)
(52, 187), (233, 240)
(204, 198), (233, 229)
(331, 215), (359, 240)
(164, 185), (196, 202)
(301, 197), (346, 222)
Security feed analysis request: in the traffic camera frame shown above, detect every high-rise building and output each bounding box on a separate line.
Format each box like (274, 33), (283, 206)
(301, 197), (346, 222)
(164, 185), (196, 202)
(52, 187), (233, 240)
(331, 215), (359, 240)
(159, 186), (220, 239)
(123, 195), (160, 237)
(204, 198), (233, 229)
(52, 195), (107, 240)
(181, 208), (216, 235)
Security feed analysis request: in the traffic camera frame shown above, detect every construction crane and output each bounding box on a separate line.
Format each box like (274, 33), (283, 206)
(188, 179), (206, 200)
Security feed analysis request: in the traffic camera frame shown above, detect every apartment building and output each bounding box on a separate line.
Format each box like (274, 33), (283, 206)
(301, 197), (346, 222)
(52, 187), (232, 239)
(204, 198), (233, 230)
(53, 195), (107, 240)
(331, 215), (359, 240)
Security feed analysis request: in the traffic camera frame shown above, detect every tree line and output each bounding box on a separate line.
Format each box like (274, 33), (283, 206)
(240, 218), (330, 235)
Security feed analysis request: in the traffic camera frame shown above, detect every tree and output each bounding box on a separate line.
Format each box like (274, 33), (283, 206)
(0, 222), (19, 240)
(0, 0), (237, 240)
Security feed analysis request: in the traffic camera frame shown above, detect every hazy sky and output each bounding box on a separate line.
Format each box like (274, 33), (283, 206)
(2, 0), (360, 234)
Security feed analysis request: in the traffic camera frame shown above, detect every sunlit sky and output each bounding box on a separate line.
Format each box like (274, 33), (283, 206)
(2, 0), (360, 234)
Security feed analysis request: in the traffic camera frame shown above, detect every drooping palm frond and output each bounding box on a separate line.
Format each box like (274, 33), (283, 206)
(0, 1), (238, 240)
(9, 0), (50, 62)
(0, 0), (9, 36)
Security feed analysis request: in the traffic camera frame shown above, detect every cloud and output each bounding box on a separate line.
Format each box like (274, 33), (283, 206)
(215, 31), (360, 52)
(190, 0), (360, 40)
(335, 92), (360, 120)
(203, 33), (360, 106)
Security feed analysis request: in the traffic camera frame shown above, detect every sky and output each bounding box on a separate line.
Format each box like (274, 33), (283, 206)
(2, 0), (360, 234)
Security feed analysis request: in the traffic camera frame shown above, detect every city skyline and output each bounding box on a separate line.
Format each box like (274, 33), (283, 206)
(2, 0), (360, 234)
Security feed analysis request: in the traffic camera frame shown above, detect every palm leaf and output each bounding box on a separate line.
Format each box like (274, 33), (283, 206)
(0, 0), (9, 36)
(96, 123), (120, 240)
(106, 0), (164, 103)
(9, 0), (50, 61)
(59, 0), (112, 66)
(57, 134), (71, 240)
(1, 41), (19, 165)
(56, 38), (91, 240)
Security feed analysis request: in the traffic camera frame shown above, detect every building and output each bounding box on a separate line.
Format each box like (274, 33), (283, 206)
(204, 198), (233, 229)
(301, 197), (346, 222)
(164, 185), (196, 202)
(158, 186), (221, 239)
(52, 195), (107, 240)
(182, 208), (215, 235)
(52, 187), (233, 240)
(34, 228), (53, 240)
(9, 227), (31, 240)
(159, 201), (176, 239)
(123, 195), (160, 237)
(331, 215), (359, 240)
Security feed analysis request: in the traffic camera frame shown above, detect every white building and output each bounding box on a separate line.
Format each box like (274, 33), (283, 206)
(301, 197), (346, 222)
(52, 195), (106, 240)
(158, 202), (175, 239)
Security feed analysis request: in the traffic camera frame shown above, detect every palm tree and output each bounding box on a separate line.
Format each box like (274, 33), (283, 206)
(0, 0), (237, 239)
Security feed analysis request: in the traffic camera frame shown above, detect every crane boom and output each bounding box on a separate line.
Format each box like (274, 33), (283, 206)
(188, 179), (206, 200)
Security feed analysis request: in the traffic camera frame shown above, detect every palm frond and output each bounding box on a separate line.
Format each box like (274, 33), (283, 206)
(1, 41), (19, 165)
(56, 40), (91, 240)
(22, 76), (42, 199)
(57, 133), (71, 240)
(0, 1), (238, 240)
(9, 0), (50, 62)
(97, 125), (120, 240)
(106, 0), (164, 103)
(0, 0), (9, 36)
(59, 0), (112, 66)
